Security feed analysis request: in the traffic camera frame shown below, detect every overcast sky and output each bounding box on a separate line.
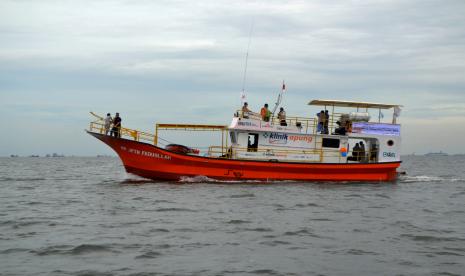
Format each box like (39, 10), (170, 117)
(1, 0), (464, 156)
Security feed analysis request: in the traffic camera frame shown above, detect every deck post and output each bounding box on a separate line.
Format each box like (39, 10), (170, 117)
(154, 125), (158, 146)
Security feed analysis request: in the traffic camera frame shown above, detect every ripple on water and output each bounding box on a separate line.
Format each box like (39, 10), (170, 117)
(401, 234), (465, 243)
(248, 269), (283, 275)
(243, 227), (274, 232)
(283, 229), (319, 237)
(294, 203), (320, 208)
(149, 228), (170, 233)
(259, 240), (292, 246)
(226, 219), (251, 224)
(154, 208), (197, 212)
(228, 193), (256, 198)
(135, 251), (163, 259)
(0, 248), (30, 254)
(71, 270), (114, 276)
(30, 244), (115, 256)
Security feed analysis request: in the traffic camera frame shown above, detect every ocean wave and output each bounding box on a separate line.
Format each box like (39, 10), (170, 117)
(135, 251), (162, 259)
(259, 240), (292, 246)
(283, 229), (315, 236)
(30, 244), (114, 256)
(401, 234), (465, 243)
(248, 269), (281, 275)
(154, 208), (197, 212)
(399, 175), (465, 183)
(242, 227), (274, 232)
(0, 177), (46, 182)
(226, 219), (251, 224)
(229, 193), (255, 198)
(179, 175), (298, 184)
(0, 248), (30, 254)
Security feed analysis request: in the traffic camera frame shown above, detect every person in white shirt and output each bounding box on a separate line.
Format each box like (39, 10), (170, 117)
(104, 113), (113, 135)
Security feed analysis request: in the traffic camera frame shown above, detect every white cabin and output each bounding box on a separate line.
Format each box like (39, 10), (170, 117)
(226, 99), (402, 164)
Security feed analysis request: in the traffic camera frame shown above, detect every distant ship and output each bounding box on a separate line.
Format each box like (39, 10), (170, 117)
(425, 151), (448, 156)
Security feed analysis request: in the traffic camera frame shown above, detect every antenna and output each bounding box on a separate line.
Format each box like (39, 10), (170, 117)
(240, 20), (254, 105)
(271, 80), (286, 115)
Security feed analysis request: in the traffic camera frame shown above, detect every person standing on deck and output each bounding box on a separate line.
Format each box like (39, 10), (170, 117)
(111, 112), (122, 138)
(104, 113), (113, 135)
(278, 107), (287, 126)
(317, 110), (324, 133)
(260, 104), (271, 122)
(324, 110), (329, 134)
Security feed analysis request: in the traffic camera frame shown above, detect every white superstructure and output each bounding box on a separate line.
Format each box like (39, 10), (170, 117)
(226, 99), (402, 163)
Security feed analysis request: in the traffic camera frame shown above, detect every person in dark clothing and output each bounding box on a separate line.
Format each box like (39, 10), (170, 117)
(317, 110), (324, 133)
(278, 107), (287, 126)
(111, 112), (122, 138)
(359, 141), (366, 162)
(348, 143), (361, 161)
(324, 110), (329, 134)
(334, 121), (347, 135)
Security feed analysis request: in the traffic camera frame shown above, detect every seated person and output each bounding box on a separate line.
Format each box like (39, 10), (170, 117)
(334, 121), (347, 135)
(347, 143), (361, 161)
(278, 107), (287, 126)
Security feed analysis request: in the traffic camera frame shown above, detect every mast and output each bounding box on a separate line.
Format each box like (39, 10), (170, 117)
(271, 81), (286, 116)
(240, 21), (254, 105)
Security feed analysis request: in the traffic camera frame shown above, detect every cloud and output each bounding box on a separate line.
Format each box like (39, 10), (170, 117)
(1, 0), (465, 155)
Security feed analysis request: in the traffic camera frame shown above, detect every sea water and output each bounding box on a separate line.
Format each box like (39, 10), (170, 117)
(0, 156), (464, 276)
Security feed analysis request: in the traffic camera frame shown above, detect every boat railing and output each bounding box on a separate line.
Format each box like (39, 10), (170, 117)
(236, 110), (346, 135)
(89, 120), (156, 144)
(207, 145), (379, 163)
(207, 145), (342, 162)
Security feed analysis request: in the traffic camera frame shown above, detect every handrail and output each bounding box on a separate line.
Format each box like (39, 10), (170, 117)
(207, 145), (379, 163)
(89, 121), (155, 144)
(89, 112), (378, 163)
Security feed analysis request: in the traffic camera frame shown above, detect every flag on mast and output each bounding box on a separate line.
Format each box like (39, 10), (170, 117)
(282, 81), (286, 92)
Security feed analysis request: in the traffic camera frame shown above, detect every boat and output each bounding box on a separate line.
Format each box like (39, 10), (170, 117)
(424, 151), (448, 157)
(87, 99), (403, 182)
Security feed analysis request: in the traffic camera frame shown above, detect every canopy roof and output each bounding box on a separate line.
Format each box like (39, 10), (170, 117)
(156, 123), (227, 131)
(308, 100), (402, 109)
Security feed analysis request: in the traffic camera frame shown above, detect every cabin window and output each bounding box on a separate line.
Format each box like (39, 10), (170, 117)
(230, 132), (237, 144)
(322, 138), (340, 148)
(247, 133), (259, 152)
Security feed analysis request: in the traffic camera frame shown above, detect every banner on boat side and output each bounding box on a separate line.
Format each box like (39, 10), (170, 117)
(351, 122), (400, 136)
(229, 118), (300, 133)
(236, 151), (321, 162)
(259, 132), (313, 148)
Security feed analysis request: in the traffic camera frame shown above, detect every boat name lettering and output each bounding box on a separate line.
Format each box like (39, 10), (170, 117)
(122, 147), (171, 160)
(383, 152), (396, 158)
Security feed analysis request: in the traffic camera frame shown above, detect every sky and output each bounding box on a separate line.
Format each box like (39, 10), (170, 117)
(1, 0), (464, 156)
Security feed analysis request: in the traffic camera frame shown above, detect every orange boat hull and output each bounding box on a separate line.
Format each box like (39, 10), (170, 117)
(88, 132), (400, 182)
